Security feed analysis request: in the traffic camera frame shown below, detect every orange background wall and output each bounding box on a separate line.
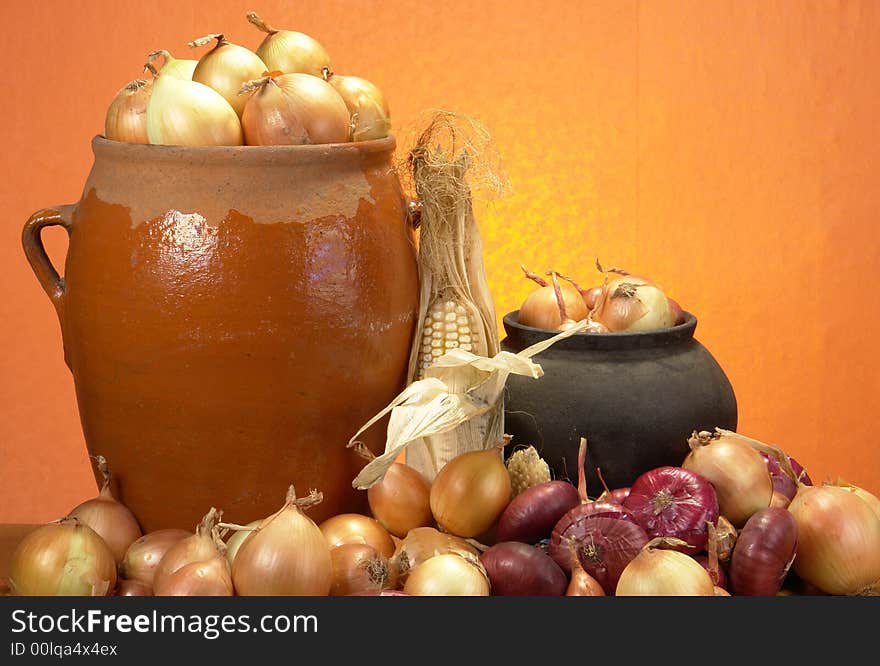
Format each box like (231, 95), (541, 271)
(1, 0), (878, 522)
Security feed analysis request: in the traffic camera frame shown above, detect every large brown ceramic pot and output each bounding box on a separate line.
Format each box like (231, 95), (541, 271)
(22, 136), (419, 531)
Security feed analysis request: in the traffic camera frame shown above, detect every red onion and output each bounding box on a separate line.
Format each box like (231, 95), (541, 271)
(496, 480), (580, 544)
(549, 502), (636, 574)
(729, 507), (798, 596)
(565, 516), (649, 595)
(622, 466), (719, 553)
(760, 452), (812, 501)
(480, 542), (567, 596)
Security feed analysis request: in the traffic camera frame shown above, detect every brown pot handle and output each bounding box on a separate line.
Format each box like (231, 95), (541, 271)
(22, 207), (72, 315)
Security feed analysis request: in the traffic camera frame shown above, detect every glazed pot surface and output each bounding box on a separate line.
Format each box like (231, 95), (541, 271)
(23, 137), (419, 531)
(500, 311), (737, 496)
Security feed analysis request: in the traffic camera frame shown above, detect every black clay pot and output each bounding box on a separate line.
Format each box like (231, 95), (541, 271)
(500, 311), (737, 497)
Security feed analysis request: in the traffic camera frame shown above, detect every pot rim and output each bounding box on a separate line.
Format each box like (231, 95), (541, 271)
(502, 310), (698, 351)
(92, 134), (397, 165)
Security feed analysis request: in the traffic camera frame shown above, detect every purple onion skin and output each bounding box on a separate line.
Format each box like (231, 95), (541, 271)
(760, 453), (812, 500)
(567, 516), (649, 595)
(549, 502), (636, 574)
(496, 481), (581, 545)
(730, 507), (798, 596)
(600, 487), (631, 504)
(622, 466), (719, 553)
(694, 555), (728, 590)
(480, 542), (567, 596)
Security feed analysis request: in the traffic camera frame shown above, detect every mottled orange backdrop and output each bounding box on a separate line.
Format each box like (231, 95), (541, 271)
(1, 1), (878, 522)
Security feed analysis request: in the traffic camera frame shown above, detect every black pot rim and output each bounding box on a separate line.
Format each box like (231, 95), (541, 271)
(502, 310), (698, 351)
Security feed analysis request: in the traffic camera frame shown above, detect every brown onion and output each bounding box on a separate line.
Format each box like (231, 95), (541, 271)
(518, 266), (588, 330)
(682, 430), (772, 527)
(319, 513), (396, 558)
(232, 486), (332, 596)
(589, 265), (675, 332)
(152, 508), (223, 592)
(358, 445), (432, 538)
(9, 519), (117, 596)
(156, 557), (233, 596)
(837, 480), (880, 522)
(239, 72), (350, 145)
(729, 507), (798, 596)
(330, 543), (396, 596)
(323, 68), (390, 141)
(566, 540), (605, 596)
(121, 528), (189, 588)
(104, 79), (151, 143)
(616, 538), (714, 596)
(430, 439), (512, 538)
(68, 456), (143, 563)
(246, 11), (330, 77)
(189, 33), (267, 116)
(788, 484), (880, 595)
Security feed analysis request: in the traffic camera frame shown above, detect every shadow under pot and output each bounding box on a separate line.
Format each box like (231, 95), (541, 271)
(500, 311), (737, 498)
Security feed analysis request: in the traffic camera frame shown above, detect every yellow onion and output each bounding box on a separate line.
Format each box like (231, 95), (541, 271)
(430, 438), (512, 538)
(246, 11), (330, 76)
(232, 485), (332, 596)
(319, 513), (396, 558)
(323, 68), (390, 141)
(144, 61), (242, 146)
(788, 484), (880, 595)
(518, 266), (589, 331)
(152, 508), (223, 592)
(566, 540), (605, 596)
(223, 519), (260, 567)
(155, 556), (233, 597)
(239, 72), (350, 145)
(682, 430), (772, 527)
(403, 552), (490, 596)
(391, 527), (479, 584)
(9, 519), (117, 596)
(188, 33), (267, 117)
(330, 543), (396, 596)
(68, 455), (142, 564)
(355, 444), (432, 538)
(837, 480), (880, 522)
(616, 538), (715, 596)
(104, 79), (151, 143)
(591, 270), (674, 333)
(145, 49), (198, 80)
(121, 528), (189, 588)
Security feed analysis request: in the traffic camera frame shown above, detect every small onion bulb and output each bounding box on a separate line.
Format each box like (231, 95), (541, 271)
(68, 456), (142, 564)
(9, 519), (117, 596)
(246, 11), (331, 76)
(323, 68), (390, 141)
(616, 538), (715, 596)
(104, 79), (151, 144)
(239, 72), (350, 145)
(189, 33), (268, 117)
(403, 552), (490, 596)
(232, 485), (332, 596)
(152, 507), (224, 593)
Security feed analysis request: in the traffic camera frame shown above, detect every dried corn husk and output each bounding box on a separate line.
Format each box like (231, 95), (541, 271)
(349, 322), (587, 489)
(396, 111), (506, 478)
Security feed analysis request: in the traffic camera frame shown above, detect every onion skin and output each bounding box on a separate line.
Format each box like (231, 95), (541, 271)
(729, 507), (798, 596)
(9, 521), (117, 596)
(683, 431), (773, 528)
(569, 516), (649, 594)
(788, 485), (880, 595)
(391, 527), (478, 583)
(319, 514), (396, 558)
(623, 466), (719, 553)
(326, 72), (391, 141)
(761, 452), (812, 501)
(694, 554), (728, 590)
(104, 79), (151, 144)
(480, 542), (567, 596)
(329, 543), (395, 596)
(154, 557), (233, 596)
(567, 568), (606, 596)
(496, 480), (580, 545)
(600, 487), (631, 505)
(121, 529), (190, 588)
(367, 463), (433, 538)
(549, 501), (636, 575)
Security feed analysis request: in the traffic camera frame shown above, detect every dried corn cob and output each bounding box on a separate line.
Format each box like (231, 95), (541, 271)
(507, 446), (552, 497)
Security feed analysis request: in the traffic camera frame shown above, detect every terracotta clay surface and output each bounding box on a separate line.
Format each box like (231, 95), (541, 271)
(22, 136), (419, 531)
